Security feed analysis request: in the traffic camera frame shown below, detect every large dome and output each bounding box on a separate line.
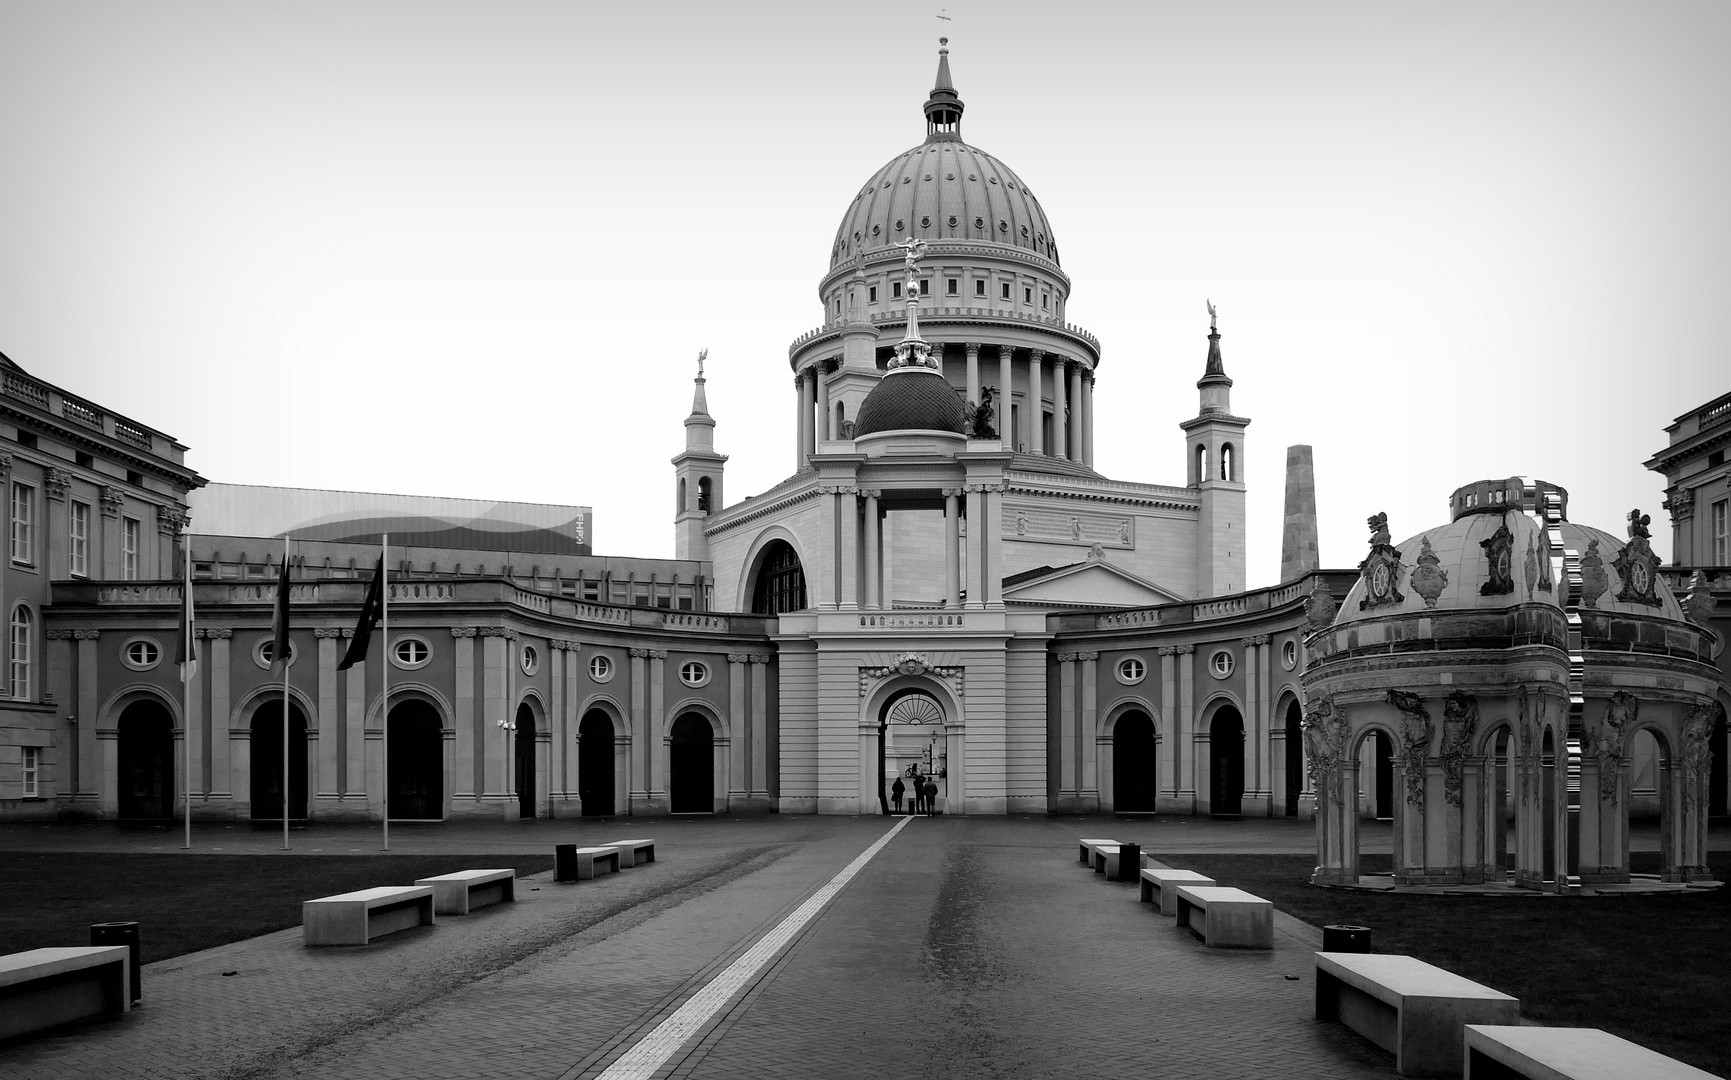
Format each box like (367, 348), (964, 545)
(853, 368), (968, 437)
(830, 140), (1060, 270)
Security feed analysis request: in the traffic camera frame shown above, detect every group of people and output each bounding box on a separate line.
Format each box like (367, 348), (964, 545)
(890, 771), (940, 816)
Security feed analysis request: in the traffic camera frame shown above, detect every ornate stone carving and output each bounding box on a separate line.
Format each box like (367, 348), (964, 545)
(859, 652), (964, 697)
(648, 649), (668, 660)
(197, 628), (232, 639)
(1596, 691), (1636, 801)
(1664, 486), (1695, 520)
(1174, 644), (1195, 655)
(314, 627), (343, 639)
(1440, 691), (1478, 807)
(1157, 646), (1178, 657)
(450, 627), (477, 638)
(1055, 651), (1077, 663)
(1682, 570), (1718, 626)
(748, 653), (772, 664)
(1682, 702), (1716, 819)
(1304, 577), (1338, 631)
(1302, 694), (1349, 791)
(727, 652), (752, 664)
(1357, 513), (1405, 609)
(1387, 689), (1432, 806)
(1479, 521), (1515, 596)
(629, 648), (650, 658)
(99, 486), (125, 517)
(44, 629), (75, 640)
(1410, 536), (1449, 608)
(1579, 539), (1608, 609)
(155, 505), (188, 536)
(72, 629), (102, 641)
(1003, 504), (1132, 549)
(44, 468), (71, 501)
(478, 627), (518, 639)
(964, 385), (997, 438)
(1611, 510), (1662, 606)
(1076, 651), (1099, 662)
(0, 453), (12, 471)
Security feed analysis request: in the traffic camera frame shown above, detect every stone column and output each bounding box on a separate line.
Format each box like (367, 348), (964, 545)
(1083, 374), (1096, 467)
(983, 484), (1003, 606)
(1176, 645), (1196, 804)
(930, 342), (945, 382)
(1159, 647), (1180, 810)
(834, 485), (859, 609)
(964, 342), (980, 406)
(1079, 652), (1100, 800)
(628, 649), (648, 805)
(481, 629), (510, 801)
(647, 650), (668, 805)
(450, 628), (476, 802)
(207, 630), (232, 800)
(997, 346), (1014, 450)
(728, 653), (748, 803)
(315, 629), (341, 806)
(1052, 358), (1069, 460)
(749, 654), (771, 800)
(800, 369), (816, 466)
(863, 490), (882, 609)
(816, 363), (831, 443)
(943, 489), (961, 607)
(1069, 363), (1085, 465)
(1027, 350), (1045, 455)
(1058, 653), (1078, 799)
(964, 486), (985, 609)
(1242, 635), (1267, 815)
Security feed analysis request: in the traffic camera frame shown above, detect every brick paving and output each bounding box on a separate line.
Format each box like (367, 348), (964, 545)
(8, 814), (1719, 1078)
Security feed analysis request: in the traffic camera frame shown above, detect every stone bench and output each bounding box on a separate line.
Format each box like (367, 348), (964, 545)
(0, 946), (130, 1041)
(568, 846), (621, 881)
(1174, 885), (1273, 949)
(1139, 868), (1217, 915)
(413, 869), (516, 916)
(302, 885), (436, 946)
(1078, 837), (1120, 865)
(598, 838), (656, 868)
(1463, 1024), (1718, 1080)
(1315, 952), (1519, 1077)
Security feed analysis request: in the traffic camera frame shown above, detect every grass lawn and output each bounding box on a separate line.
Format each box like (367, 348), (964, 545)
(1156, 850), (1731, 1077)
(1, 853), (553, 964)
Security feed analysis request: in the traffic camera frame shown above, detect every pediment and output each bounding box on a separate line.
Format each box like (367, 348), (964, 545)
(1002, 560), (1187, 609)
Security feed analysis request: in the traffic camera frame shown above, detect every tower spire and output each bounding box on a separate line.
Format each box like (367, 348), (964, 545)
(923, 38), (964, 141)
(1197, 300), (1232, 412)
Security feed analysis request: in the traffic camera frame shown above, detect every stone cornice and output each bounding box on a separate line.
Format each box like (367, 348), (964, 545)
(704, 479), (826, 538)
(1002, 471), (1198, 511)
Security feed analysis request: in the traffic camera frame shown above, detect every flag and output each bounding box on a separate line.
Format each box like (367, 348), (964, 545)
(338, 554), (386, 670)
(270, 545), (291, 672)
(174, 554), (197, 682)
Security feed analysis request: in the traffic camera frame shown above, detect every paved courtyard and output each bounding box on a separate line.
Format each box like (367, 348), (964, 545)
(2, 814), (1708, 1079)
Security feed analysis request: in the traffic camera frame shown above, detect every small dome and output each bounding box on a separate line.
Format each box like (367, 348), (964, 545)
(854, 368), (968, 437)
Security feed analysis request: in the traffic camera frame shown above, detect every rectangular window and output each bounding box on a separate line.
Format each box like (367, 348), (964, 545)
(1001, 282), (1011, 299)
(975, 279), (986, 296)
(1024, 287), (1032, 304)
(69, 501), (90, 577)
(1041, 294), (1049, 309)
(919, 278), (930, 296)
(946, 278), (958, 295)
(21, 746), (39, 797)
(10, 482), (33, 565)
(123, 517), (140, 580)
(1715, 499), (1728, 565)
(892, 281), (902, 299)
(868, 286), (877, 303)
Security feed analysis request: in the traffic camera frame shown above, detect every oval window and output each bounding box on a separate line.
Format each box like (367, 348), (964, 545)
(122, 638), (161, 671)
(1281, 640), (1298, 671)
(679, 660), (710, 687)
(1116, 657), (1146, 685)
(521, 644), (539, 676)
(589, 654), (614, 682)
(393, 637), (430, 668)
(1210, 650), (1235, 679)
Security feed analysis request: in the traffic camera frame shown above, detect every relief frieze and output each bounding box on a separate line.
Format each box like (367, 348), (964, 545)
(1002, 503), (1133, 549)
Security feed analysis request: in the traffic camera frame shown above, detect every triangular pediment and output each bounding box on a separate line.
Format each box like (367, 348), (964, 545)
(1002, 559), (1187, 609)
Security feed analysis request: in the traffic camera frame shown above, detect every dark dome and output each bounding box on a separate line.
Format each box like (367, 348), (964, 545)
(854, 368), (968, 437)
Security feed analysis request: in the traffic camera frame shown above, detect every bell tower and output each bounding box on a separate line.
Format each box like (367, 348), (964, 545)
(673, 350), (727, 561)
(1179, 303), (1249, 596)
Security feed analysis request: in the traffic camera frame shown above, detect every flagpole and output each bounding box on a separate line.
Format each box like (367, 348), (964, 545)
(183, 541), (193, 851)
(381, 533), (389, 852)
(283, 535), (291, 852)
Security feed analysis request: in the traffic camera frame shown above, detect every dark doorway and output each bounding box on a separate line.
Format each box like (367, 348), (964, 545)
(388, 700), (443, 820)
(515, 703), (537, 819)
(579, 710), (616, 816)
(1284, 700), (1303, 817)
(1209, 708), (1244, 815)
(117, 700), (174, 820)
(1373, 730), (1395, 819)
(250, 700), (308, 820)
(1710, 705), (1727, 818)
(669, 713), (714, 813)
(1113, 711), (1157, 812)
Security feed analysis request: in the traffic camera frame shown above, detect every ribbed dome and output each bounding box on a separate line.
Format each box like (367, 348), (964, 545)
(831, 140), (1059, 270)
(854, 368), (969, 437)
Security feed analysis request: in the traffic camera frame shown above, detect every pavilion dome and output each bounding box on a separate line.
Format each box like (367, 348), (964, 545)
(853, 367), (968, 437)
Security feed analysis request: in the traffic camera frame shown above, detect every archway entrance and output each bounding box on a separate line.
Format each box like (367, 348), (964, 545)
(388, 700), (443, 820)
(669, 713), (714, 813)
(1112, 711), (1156, 813)
(117, 700), (174, 820)
(515, 703), (536, 819)
(883, 690), (946, 813)
(1209, 707), (1244, 816)
(579, 710), (616, 816)
(1373, 730), (1395, 819)
(250, 700), (308, 821)
(1284, 700), (1303, 816)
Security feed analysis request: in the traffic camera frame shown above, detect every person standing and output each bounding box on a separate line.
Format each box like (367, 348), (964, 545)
(923, 777), (938, 817)
(890, 775), (905, 814)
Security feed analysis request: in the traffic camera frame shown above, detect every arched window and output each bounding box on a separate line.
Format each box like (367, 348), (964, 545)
(678, 477), (687, 515)
(751, 540), (807, 615)
(1220, 443), (1235, 482)
(1195, 444), (1208, 485)
(9, 604), (31, 699)
(697, 477), (712, 513)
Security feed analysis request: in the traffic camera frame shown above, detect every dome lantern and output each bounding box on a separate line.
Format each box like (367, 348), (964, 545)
(924, 38), (964, 142)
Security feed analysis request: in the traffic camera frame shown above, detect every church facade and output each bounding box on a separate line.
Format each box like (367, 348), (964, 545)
(1, 46), (1723, 828)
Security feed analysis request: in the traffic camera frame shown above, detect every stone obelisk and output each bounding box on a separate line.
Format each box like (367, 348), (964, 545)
(1281, 445), (1319, 582)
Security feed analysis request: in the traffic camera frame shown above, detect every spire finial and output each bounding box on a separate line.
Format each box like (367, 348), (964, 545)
(923, 37), (964, 141)
(890, 236), (934, 370)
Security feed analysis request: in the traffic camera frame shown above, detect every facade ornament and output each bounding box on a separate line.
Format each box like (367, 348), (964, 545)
(1357, 513), (1405, 609)
(727, 652), (752, 664)
(1387, 689), (1432, 806)
(450, 627), (477, 638)
(749, 653), (772, 664)
(859, 652), (964, 696)
(1478, 520), (1515, 596)
(45, 629), (75, 640)
(44, 468), (71, 501)
(1075, 651), (1099, 662)
(1055, 652), (1078, 663)
(1523, 535), (1540, 593)
(99, 486), (125, 517)
(1069, 516), (1082, 540)
(1118, 520), (1131, 544)
(1611, 509), (1662, 606)
(1304, 577), (1338, 631)
(1439, 691), (1478, 807)
(1015, 510), (1028, 536)
(629, 648), (650, 658)
(1087, 543), (1104, 559)
(1410, 536), (1449, 608)
(840, 420), (856, 439)
(72, 629), (102, 640)
(1157, 646), (1178, 657)
(1663, 486), (1695, 520)
(1681, 702), (1716, 819)
(964, 384), (997, 437)
(1301, 694), (1349, 790)
(1174, 644), (1195, 655)
(196, 628), (232, 639)
(1579, 539), (1609, 609)
(1597, 691), (1637, 801)
(314, 627), (343, 639)
(478, 626), (518, 639)
(1682, 570), (1718, 626)
(0, 453), (11, 471)
(648, 649), (668, 660)
(155, 505), (188, 536)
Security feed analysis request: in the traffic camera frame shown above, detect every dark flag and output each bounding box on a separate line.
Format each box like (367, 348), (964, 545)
(175, 559), (198, 682)
(339, 555), (386, 670)
(269, 545), (292, 672)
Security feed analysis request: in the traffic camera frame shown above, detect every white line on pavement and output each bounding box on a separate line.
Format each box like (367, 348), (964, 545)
(591, 814), (917, 1080)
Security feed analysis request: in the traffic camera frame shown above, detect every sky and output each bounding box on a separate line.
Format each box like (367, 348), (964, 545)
(1, 0), (1726, 587)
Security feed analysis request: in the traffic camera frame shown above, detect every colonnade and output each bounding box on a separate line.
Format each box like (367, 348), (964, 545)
(824, 483), (1003, 609)
(793, 345), (1096, 469)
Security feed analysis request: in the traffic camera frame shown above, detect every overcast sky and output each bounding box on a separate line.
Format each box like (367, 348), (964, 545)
(1, 0), (1725, 586)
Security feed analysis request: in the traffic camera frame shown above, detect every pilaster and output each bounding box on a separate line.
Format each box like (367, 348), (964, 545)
(1176, 645), (1196, 804)
(749, 654), (771, 801)
(451, 627), (477, 801)
(1058, 653), (1078, 799)
(1079, 652), (1099, 799)
(1052, 358), (1068, 460)
(728, 653), (748, 802)
(314, 629), (341, 807)
(629, 649), (648, 802)
(647, 649), (667, 805)
(207, 630), (232, 800)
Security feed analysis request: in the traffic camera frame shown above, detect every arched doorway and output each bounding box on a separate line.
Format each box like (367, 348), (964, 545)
(1373, 730), (1395, 819)
(1209, 707), (1244, 816)
(579, 709), (616, 816)
(750, 540), (806, 615)
(388, 700), (443, 820)
(250, 700), (308, 821)
(669, 713), (714, 813)
(1284, 700), (1303, 816)
(117, 700), (174, 820)
(883, 690), (946, 813)
(514, 703), (536, 819)
(1112, 711), (1156, 813)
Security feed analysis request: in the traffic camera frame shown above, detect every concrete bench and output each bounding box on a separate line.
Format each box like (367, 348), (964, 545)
(1078, 837), (1120, 865)
(1139, 868), (1217, 915)
(1315, 952), (1519, 1077)
(413, 869), (516, 915)
(302, 885), (436, 946)
(568, 846), (621, 880)
(598, 838), (656, 868)
(1463, 1024), (1718, 1080)
(1174, 885), (1273, 949)
(0, 947), (130, 1041)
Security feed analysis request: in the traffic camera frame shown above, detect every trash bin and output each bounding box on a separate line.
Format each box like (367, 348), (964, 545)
(90, 921), (141, 1003)
(555, 844), (578, 882)
(1322, 924), (1372, 953)
(1116, 842), (1142, 882)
